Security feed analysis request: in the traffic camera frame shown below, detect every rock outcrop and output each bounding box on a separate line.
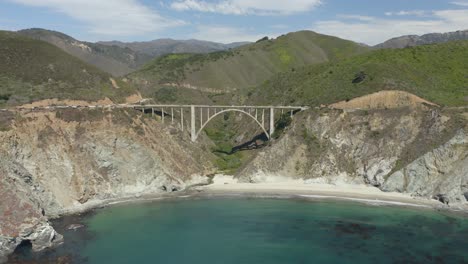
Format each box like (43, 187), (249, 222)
(383, 130), (468, 203)
(0, 109), (215, 261)
(240, 107), (468, 204)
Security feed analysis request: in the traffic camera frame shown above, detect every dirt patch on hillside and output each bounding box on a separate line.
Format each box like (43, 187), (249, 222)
(110, 78), (120, 89)
(125, 93), (143, 104)
(17, 98), (114, 108)
(329, 90), (439, 110)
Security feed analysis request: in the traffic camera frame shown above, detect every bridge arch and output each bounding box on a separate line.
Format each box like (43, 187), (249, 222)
(195, 109), (270, 142)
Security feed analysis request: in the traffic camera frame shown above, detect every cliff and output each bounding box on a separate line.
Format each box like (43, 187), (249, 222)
(0, 109), (215, 261)
(240, 107), (468, 204)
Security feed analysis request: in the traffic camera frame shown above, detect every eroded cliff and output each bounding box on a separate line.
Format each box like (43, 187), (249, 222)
(0, 109), (215, 261)
(240, 107), (468, 204)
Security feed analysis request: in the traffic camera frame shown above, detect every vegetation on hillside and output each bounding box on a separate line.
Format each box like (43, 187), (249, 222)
(0, 31), (136, 106)
(249, 40), (468, 107)
(131, 30), (370, 101)
(18, 28), (152, 76)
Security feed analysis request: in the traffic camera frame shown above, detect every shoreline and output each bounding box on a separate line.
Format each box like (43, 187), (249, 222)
(196, 182), (443, 209)
(53, 181), (468, 220)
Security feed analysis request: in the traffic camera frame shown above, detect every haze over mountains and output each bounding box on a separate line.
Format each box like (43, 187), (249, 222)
(98, 39), (249, 58)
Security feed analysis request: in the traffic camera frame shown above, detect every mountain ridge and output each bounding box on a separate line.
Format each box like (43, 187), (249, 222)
(0, 30), (136, 106)
(97, 39), (250, 57)
(130, 30), (371, 102)
(18, 28), (154, 76)
(375, 29), (468, 49)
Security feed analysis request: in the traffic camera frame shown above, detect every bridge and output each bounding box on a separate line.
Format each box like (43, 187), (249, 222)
(4, 104), (309, 142)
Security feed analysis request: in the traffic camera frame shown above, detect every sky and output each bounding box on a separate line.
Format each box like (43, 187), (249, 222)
(0, 0), (467, 45)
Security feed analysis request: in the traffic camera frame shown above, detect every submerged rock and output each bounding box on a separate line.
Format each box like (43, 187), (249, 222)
(66, 224), (85, 231)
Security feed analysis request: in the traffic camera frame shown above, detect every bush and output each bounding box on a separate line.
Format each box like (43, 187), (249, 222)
(154, 87), (177, 102)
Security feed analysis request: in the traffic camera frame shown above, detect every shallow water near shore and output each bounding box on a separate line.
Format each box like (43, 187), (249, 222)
(10, 198), (468, 263)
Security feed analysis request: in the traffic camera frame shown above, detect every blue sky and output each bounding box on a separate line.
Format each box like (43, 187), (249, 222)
(0, 0), (467, 44)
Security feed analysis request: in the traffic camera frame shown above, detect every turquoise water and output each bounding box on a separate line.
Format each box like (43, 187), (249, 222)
(11, 198), (468, 263)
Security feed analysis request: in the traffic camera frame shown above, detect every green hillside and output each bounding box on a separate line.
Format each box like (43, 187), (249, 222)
(0, 31), (136, 106)
(130, 31), (370, 101)
(248, 40), (468, 107)
(18, 28), (153, 76)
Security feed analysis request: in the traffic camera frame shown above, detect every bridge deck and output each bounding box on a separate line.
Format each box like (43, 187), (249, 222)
(1, 104), (308, 111)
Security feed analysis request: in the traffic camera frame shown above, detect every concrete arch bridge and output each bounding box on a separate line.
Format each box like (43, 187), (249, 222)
(132, 105), (308, 142)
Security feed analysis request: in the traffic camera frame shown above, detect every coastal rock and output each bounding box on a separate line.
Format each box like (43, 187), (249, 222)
(383, 130), (468, 204)
(0, 238), (17, 263)
(240, 107), (467, 205)
(0, 109), (216, 260)
(18, 220), (63, 252)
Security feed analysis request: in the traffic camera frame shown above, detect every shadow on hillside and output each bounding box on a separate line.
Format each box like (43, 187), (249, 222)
(231, 133), (269, 154)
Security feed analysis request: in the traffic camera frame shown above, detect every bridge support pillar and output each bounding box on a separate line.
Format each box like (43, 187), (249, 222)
(270, 107), (275, 138)
(191, 105), (196, 142)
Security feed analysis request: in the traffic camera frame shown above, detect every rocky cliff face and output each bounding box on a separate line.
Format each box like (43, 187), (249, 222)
(240, 107), (468, 204)
(0, 109), (215, 261)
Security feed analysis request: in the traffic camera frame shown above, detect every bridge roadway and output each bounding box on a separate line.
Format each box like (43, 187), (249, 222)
(1, 104), (309, 142)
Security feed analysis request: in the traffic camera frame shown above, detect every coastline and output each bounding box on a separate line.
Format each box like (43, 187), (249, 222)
(55, 177), (468, 219)
(196, 182), (443, 209)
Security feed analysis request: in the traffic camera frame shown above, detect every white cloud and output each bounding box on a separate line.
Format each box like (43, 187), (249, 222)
(313, 9), (468, 45)
(170, 0), (322, 15)
(384, 10), (428, 16)
(9, 0), (184, 37)
(190, 25), (277, 43)
(337, 15), (375, 21)
(451, 1), (468, 6)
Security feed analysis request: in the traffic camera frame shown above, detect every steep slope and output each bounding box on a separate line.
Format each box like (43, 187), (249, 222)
(130, 31), (370, 100)
(0, 108), (215, 261)
(241, 107), (468, 204)
(0, 31), (136, 107)
(248, 40), (468, 107)
(18, 28), (152, 76)
(375, 29), (468, 49)
(99, 39), (249, 57)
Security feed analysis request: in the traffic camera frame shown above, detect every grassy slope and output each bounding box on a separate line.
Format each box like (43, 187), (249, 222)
(249, 40), (468, 107)
(0, 31), (136, 106)
(131, 31), (369, 101)
(18, 28), (153, 76)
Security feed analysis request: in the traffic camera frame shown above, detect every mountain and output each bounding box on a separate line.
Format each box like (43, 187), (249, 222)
(0, 31), (136, 106)
(98, 39), (250, 57)
(17, 28), (152, 76)
(130, 31), (370, 101)
(248, 40), (468, 107)
(375, 30), (468, 49)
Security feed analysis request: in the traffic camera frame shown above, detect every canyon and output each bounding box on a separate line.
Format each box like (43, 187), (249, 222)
(0, 98), (467, 262)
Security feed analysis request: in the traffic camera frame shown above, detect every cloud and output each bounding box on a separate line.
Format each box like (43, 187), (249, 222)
(337, 15), (375, 21)
(384, 10), (428, 17)
(170, 0), (322, 15)
(313, 9), (468, 45)
(190, 25), (277, 43)
(451, 1), (468, 6)
(9, 0), (184, 37)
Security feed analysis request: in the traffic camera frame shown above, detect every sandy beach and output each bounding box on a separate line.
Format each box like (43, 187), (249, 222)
(195, 175), (447, 209)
